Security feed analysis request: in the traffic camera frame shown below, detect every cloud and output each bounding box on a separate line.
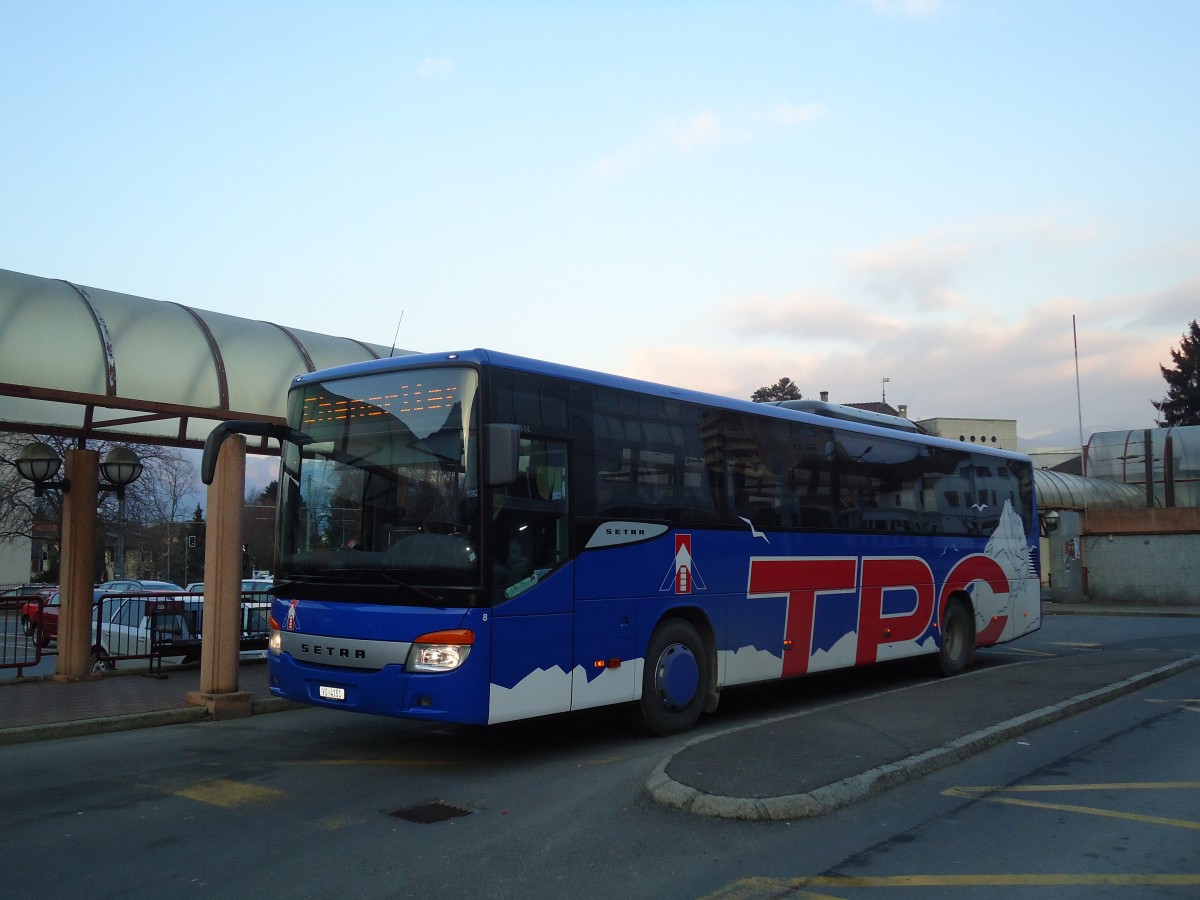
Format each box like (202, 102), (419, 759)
(757, 101), (827, 127)
(619, 279), (1183, 440)
(848, 214), (1102, 310)
(587, 99), (822, 180)
(715, 290), (905, 343)
(587, 111), (726, 180)
(1120, 278), (1200, 332)
(416, 57), (454, 79)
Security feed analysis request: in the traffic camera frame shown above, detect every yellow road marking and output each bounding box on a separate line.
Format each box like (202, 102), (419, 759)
(1145, 698), (1200, 703)
(174, 778), (286, 809)
(946, 781), (1200, 794)
(704, 873), (1200, 897)
(316, 815), (363, 831)
(944, 782), (1200, 830)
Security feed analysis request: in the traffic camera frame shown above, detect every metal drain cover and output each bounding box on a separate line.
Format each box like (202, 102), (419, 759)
(391, 800), (473, 824)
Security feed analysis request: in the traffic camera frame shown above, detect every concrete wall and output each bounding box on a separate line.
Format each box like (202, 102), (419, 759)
(0, 537), (31, 585)
(1047, 508), (1200, 605)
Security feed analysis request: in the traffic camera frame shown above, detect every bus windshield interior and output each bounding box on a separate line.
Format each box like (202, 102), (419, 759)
(276, 368), (481, 601)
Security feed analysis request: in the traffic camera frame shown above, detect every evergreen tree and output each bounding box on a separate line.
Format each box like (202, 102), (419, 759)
(751, 377), (802, 403)
(1153, 320), (1200, 426)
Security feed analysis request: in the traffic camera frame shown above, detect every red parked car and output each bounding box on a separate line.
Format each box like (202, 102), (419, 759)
(20, 589), (102, 647)
(7, 585), (56, 640)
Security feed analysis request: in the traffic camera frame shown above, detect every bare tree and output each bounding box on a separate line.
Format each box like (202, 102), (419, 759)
(0, 432), (50, 543)
(0, 434), (200, 583)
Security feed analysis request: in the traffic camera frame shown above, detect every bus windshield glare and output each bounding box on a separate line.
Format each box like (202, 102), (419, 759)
(276, 367), (481, 602)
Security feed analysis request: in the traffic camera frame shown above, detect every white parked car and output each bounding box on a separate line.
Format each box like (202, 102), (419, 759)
(90, 588), (274, 671)
(91, 595), (202, 671)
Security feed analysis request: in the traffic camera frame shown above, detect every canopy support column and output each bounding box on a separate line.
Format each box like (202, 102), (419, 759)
(54, 449), (100, 682)
(187, 434), (251, 718)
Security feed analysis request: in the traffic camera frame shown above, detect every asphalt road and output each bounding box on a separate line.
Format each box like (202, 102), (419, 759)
(2, 612), (1198, 899)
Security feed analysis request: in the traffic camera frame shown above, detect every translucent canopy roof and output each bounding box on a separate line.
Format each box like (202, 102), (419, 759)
(0, 267), (411, 449)
(1033, 468), (1146, 511)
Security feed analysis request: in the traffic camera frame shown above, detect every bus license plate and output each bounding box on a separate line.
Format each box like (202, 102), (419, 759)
(318, 685), (346, 701)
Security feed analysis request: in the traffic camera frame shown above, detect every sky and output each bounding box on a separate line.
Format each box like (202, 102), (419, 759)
(3, 0), (1198, 450)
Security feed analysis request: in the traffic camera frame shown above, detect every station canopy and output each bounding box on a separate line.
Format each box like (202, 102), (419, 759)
(1033, 468), (1146, 511)
(0, 267), (411, 449)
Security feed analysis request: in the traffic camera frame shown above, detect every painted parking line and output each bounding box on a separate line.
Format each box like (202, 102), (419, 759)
(942, 781), (1200, 830)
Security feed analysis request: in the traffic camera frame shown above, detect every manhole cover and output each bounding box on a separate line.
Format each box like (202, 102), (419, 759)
(391, 801), (473, 824)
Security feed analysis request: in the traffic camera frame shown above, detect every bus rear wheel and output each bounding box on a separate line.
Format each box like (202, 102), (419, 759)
(634, 618), (710, 736)
(935, 597), (974, 677)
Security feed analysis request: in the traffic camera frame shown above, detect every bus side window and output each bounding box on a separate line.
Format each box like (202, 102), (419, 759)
(492, 437), (569, 599)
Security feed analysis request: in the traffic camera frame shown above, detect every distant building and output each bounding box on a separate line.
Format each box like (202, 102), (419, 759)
(1027, 447), (1082, 471)
(915, 417), (1018, 452)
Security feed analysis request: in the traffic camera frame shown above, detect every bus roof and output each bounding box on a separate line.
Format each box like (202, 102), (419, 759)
(292, 348), (1032, 464)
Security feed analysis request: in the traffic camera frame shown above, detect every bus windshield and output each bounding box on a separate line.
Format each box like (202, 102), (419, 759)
(276, 367), (481, 602)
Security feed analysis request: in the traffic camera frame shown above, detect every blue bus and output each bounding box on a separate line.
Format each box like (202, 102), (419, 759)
(205, 349), (1041, 734)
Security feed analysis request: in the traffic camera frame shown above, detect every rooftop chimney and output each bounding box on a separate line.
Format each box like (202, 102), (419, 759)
(898, 404), (908, 418)
(820, 391), (829, 402)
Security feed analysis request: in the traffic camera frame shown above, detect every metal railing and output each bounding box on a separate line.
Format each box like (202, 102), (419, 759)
(92, 589), (273, 673)
(0, 588), (275, 676)
(0, 594), (45, 676)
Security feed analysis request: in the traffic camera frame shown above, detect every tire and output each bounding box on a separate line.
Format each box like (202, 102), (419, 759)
(935, 596), (974, 677)
(634, 618), (710, 736)
(21, 616), (35, 638)
(36, 626), (51, 649)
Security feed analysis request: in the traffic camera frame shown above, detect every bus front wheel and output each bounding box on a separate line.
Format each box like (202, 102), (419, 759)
(936, 597), (974, 677)
(635, 618), (710, 736)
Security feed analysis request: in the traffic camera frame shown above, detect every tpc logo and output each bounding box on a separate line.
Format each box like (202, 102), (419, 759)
(661, 533), (706, 594)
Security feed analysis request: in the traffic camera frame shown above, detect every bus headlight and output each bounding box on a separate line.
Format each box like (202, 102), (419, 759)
(267, 616), (282, 656)
(406, 629), (474, 672)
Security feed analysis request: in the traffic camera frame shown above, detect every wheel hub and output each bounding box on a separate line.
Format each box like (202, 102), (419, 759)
(655, 643), (699, 711)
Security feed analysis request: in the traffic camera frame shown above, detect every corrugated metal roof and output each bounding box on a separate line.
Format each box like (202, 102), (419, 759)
(0, 267), (412, 448)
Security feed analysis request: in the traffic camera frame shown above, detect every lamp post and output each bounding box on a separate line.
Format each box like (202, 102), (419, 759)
(100, 446), (143, 578)
(12, 442), (144, 680)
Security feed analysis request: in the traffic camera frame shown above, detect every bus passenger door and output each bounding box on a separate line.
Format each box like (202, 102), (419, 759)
(572, 599), (637, 710)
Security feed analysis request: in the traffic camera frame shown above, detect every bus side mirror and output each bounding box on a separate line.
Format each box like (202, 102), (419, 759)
(201, 421), (311, 485)
(485, 424), (521, 486)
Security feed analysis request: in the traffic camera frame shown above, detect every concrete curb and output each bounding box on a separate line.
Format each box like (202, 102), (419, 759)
(0, 690), (306, 747)
(1045, 606), (1200, 618)
(645, 654), (1200, 821)
(0, 706), (209, 746)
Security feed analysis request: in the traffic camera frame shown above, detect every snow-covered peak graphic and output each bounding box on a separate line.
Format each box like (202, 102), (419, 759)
(984, 500), (1031, 578)
(973, 500), (1039, 642)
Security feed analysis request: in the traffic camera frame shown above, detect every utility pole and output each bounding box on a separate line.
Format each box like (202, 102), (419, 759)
(881, 377), (890, 405)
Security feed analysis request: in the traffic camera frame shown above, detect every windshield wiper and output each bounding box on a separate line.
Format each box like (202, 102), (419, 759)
(329, 568), (446, 605)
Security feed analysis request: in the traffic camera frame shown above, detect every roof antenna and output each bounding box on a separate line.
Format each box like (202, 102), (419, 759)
(388, 311), (404, 358)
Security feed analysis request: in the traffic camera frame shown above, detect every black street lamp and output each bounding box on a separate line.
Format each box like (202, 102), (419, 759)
(14, 442), (143, 497)
(14, 442), (145, 577)
(15, 442), (67, 493)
